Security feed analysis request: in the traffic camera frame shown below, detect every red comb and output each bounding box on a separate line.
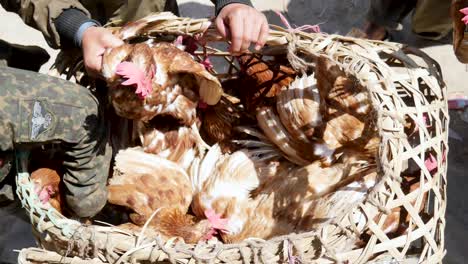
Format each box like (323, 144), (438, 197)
(205, 209), (228, 233)
(461, 8), (468, 24)
(37, 185), (53, 204)
(201, 57), (213, 71)
(461, 7), (468, 15)
(116, 61), (154, 99)
(174, 35), (184, 46)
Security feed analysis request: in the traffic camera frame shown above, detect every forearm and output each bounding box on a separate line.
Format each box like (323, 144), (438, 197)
(0, 0), (91, 48)
(210, 0), (253, 15)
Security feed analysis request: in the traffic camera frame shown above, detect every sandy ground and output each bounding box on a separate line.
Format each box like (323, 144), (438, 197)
(0, 0), (466, 263)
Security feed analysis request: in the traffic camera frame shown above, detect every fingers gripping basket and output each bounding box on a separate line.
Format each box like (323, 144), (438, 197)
(16, 13), (448, 264)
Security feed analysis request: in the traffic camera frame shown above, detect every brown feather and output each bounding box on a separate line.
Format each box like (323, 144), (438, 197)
(316, 56), (373, 117)
(30, 167), (63, 214)
(200, 96), (243, 144)
(108, 148), (192, 226)
(237, 54), (296, 111)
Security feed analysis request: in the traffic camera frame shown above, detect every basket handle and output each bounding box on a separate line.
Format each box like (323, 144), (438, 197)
(389, 46), (445, 87)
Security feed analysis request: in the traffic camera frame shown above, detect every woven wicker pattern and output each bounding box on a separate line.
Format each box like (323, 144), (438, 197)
(16, 13), (448, 264)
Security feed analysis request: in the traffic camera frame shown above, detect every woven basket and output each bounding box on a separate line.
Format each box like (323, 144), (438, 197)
(16, 13), (448, 264)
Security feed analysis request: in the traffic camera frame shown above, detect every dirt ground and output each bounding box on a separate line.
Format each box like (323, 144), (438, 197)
(0, 0), (466, 263)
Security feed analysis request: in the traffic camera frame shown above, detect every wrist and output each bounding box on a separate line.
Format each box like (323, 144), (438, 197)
(75, 22), (100, 48)
(55, 8), (101, 48)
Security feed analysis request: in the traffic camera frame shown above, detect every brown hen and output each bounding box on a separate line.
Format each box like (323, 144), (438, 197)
(30, 166), (63, 214)
(315, 56), (373, 117)
(108, 147), (223, 243)
(237, 54), (296, 111)
(103, 42), (222, 125)
(190, 144), (378, 244)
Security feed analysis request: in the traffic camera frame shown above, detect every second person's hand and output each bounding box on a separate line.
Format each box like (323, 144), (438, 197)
(215, 3), (269, 54)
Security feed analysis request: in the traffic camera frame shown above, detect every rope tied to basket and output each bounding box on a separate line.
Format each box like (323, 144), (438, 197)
(274, 11), (322, 73)
(274, 11), (321, 34)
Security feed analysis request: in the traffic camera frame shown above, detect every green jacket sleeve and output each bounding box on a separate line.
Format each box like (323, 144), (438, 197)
(0, 0), (91, 48)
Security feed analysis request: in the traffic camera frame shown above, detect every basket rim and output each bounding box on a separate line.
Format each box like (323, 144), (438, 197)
(18, 12), (448, 264)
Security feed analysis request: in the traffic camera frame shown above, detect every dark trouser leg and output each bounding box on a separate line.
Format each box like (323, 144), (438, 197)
(367, 0), (418, 30)
(0, 199), (36, 263)
(412, 0), (453, 40)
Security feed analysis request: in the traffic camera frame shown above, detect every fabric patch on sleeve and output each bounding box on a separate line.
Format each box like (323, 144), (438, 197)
(31, 101), (53, 140)
(17, 99), (57, 142)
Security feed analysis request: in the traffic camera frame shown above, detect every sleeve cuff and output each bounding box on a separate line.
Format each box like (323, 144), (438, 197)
(55, 8), (101, 48)
(214, 0), (253, 15)
(74, 21), (100, 47)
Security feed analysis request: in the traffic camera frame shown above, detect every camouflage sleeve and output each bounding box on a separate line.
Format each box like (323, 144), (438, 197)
(0, 66), (111, 217)
(0, 0), (91, 49)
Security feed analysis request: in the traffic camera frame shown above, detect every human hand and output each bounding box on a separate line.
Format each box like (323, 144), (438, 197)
(82, 27), (124, 78)
(215, 3), (269, 54)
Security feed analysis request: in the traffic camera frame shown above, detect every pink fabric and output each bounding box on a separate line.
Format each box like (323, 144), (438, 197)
(274, 11), (321, 33)
(448, 99), (468, 110)
(116, 62), (154, 99)
(425, 154), (438, 173)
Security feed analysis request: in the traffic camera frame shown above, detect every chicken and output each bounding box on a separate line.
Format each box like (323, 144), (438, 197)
(102, 41), (222, 163)
(237, 54), (296, 112)
(190, 143), (378, 243)
(107, 148), (193, 226)
(115, 209), (213, 244)
(295, 150), (378, 231)
(190, 144), (282, 243)
(377, 176), (428, 237)
(276, 74), (323, 141)
(102, 42), (222, 125)
(256, 75), (335, 166)
(30, 167), (63, 213)
(322, 107), (379, 153)
(315, 56), (373, 117)
(199, 95), (251, 145)
(109, 147), (241, 243)
(136, 116), (199, 170)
